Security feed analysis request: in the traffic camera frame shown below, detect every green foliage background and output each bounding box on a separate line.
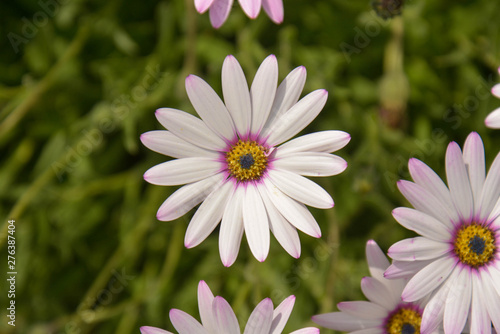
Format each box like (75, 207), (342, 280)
(1, 0), (499, 333)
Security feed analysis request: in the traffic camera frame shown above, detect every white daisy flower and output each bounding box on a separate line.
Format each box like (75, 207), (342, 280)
(312, 240), (437, 334)
(141, 55), (349, 267)
(485, 67), (500, 129)
(385, 132), (500, 334)
(140, 280), (319, 334)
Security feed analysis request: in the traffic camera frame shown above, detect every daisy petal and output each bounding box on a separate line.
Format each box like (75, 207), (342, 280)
(141, 131), (216, 158)
(470, 274), (492, 334)
(263, 66), (306, 134)
(243, 183), (270, 262)
(402, 256), (457, 302)
(260, 190), (301, 258)
(185, 181), (234, 248)
(261, 178), (321, 237)
(219, 186), (244, 267)
(408, 158), (456, 220)
(384, 259), (432, 279)
(388, 237), (449, 263)
(273, 152), (347, 177)
(479, 151), (500, 220)
(157, 173), (224, 221)
(360, 276), (395, 310)
(420, 279), (450, 334)
(397, 180), (455, 227)
(267, 169), (333, 209)
(222, 55), (251, 138)
(443, 267), (470, 334)
(485, 107), (500, 129)
(213, 296), (240, 333)
(276, 131), (351, 155)
(238, 0), (262, 18)
(484, 271), (500, 331)
(446, 141), (474, 221)
(195, 0), (215, 13)
(337, 301), (388, 319)
(250, 55), (278, 137)
(186, 75), (236, 142)
(209, 0), (234, 29)
(140, 327), (174, 334)
(156, 108), (226, 150)
(463, 132), (485, 211)
(170, 309), (208, 334)
(243, 298), (273, 334)
(349, 329), (383, 334)
(289, 329), (320, 334)
(392, 207), (451, 241)
(365, 240), (390, 281)
(265, 89), (328, 147)
(311, 312), (380, 332)
(270, 295), (295, 334)
(198, 281), (217, 333)
(144, 158), (221, 186)
(262, 0), (283, 23)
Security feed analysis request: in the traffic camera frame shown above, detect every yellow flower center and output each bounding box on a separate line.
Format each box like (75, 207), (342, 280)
(454, 223), (496, 268)
(226, 140), (268, 181)
(386, 307), (421, 334)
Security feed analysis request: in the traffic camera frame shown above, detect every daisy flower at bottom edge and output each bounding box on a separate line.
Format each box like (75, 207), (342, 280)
(312, 240), (438, 334)
(140, 280), (319, 334)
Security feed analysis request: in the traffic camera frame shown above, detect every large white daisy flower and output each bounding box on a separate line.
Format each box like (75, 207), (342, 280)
(385, 132), (500, 334)
(312, 240), (436, 334)
(140, 280), (319, 334)
(194, 0), (284, 29)
(485, 67), (500, 129)
(141, 55), (349, 267)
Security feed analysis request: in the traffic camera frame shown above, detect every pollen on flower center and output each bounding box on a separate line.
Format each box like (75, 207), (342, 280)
(226, 140), (268, 181)
(454, 223), (496, 268)
(385, 307), (421, 334)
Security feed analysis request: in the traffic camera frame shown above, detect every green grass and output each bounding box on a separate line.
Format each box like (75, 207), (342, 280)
(1, 0), (499, 333)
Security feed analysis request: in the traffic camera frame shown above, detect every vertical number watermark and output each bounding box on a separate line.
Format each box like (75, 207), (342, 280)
(6, 220), (16, 327)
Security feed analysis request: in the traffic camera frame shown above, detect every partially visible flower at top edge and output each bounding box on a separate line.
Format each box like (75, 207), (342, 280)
(140, 280), (319, 334)
(485, 67), (500, 129)
(140, 54), (350, 267)
(312, 240), (438, 334)
(385, 132), (500, 334)
(371, 0), (404, 20)
(194, 0), (284, 29)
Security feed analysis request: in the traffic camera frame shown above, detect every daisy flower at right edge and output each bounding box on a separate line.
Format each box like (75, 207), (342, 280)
(312, 240), (436, 334)
(385, 132), (500, 334)
(485, 67), (500, 129)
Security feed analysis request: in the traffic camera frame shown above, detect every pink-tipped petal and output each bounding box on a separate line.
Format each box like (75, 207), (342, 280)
(186, 75), (236, 142)
(365, 240), (390, 281)
(170, 309), (208, 334)
(143, 158), (221, 186)
(209, 0), (233, 28)
(265, 89), (328, 147)
(401, 256), (457, 302)
(219, 186), (244, 267)
(213, 296), (240, 333)
(392, 207), (451, 242)
(222, 55), (251, 138)
(250, 55), (278, 136)
(478, 150), (500, 220)
(140, 327), (174, 334)
(384, 259), (431, 279)
(270, 295), (295, 334)
(198, 281), (217, 333)
(276, 130), (351, 155)
(470, 275), (492, 334)
(156, 173), (224, 221)
(463, 132), (486, 211)
(485, 107), (500, 129)
(446, 141), (474, 221)
(360, 276), (396, 310)
(195, 0), (216, 13)
(184, 181), (233, 248)
(262, 0), (283, 23)
(140, 131), (216, 158)
(443, 268), (470, 334)
(311, 312), (380, 331)
(267, 169), (334, 209)
(337, 301), (387, 319)
(263, 66), (306, 134)
(238, 0), (262, 18)
(243, 298), (273, 334)
(273, 152), (347, 177)
(243, 183), (270, 262)
(492, 83), (500, 99)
